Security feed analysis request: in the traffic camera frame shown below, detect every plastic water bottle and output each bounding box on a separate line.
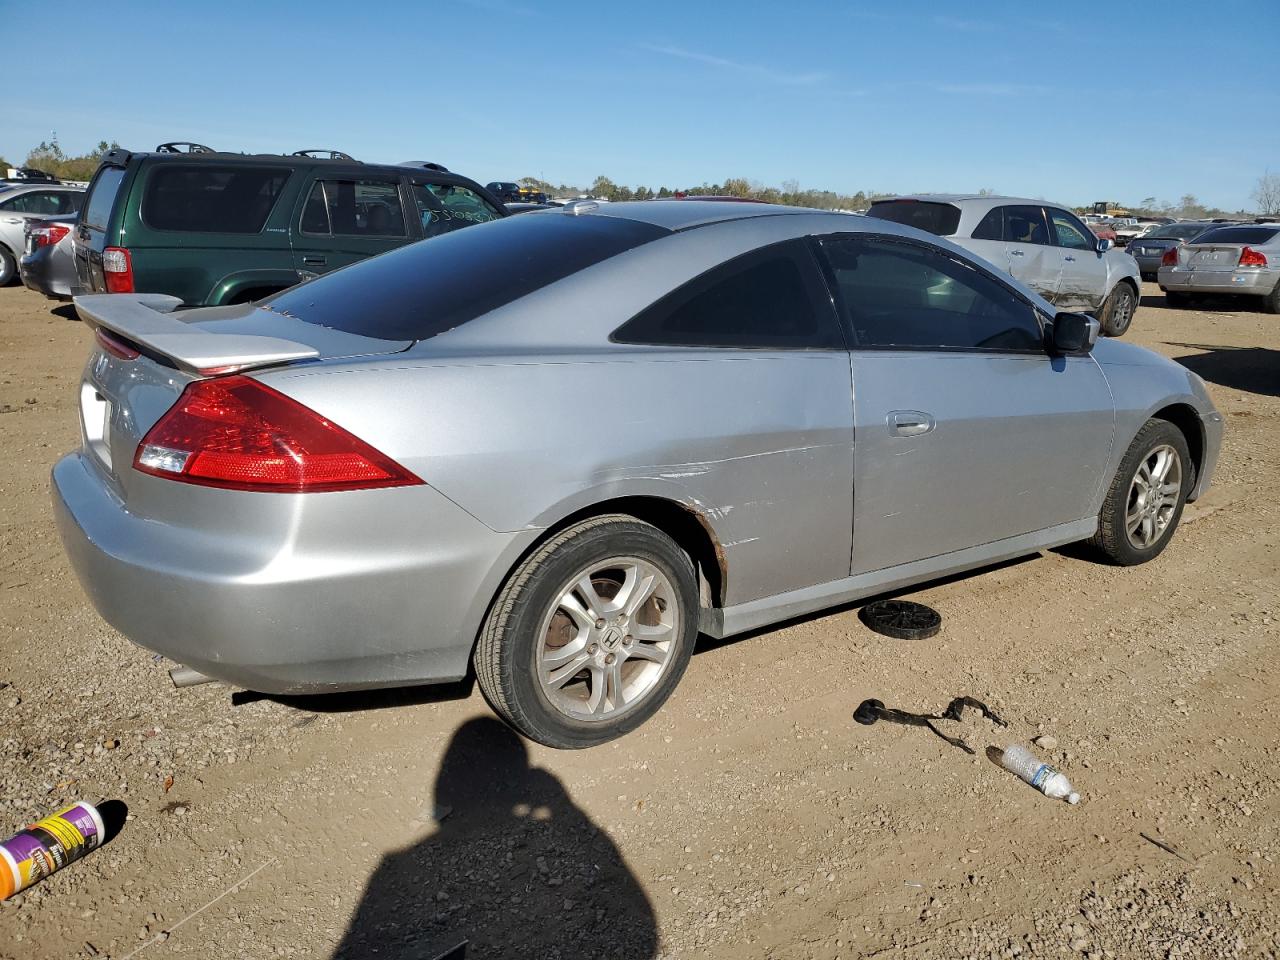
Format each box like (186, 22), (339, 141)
(1001, 744), (1080, 804)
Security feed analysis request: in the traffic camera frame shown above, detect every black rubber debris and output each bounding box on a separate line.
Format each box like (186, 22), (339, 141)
(858, 599), (942, 640)
(852, 696), (1008, 755)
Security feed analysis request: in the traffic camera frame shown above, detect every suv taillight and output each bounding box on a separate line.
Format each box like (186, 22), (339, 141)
(31, 224), (71, 248)
(1239, 246), (1268, 267)
(102, 246), (134, 293)
(1161, 247), (1179, 266)
(133, 376), (424, 493)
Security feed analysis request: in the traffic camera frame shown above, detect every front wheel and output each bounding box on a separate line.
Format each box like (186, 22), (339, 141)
(1099, 282), (1137, 336)
(474, 515), (698, 748)
(1090, 419), (1192, 566)
(0, 245), (16, 286)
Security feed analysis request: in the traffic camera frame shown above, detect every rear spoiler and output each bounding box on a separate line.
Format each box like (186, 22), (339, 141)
(74, 294), (319, 374)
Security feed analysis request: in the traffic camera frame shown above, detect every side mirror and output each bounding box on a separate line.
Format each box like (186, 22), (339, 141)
(1097, 237), (1113, 253)
(1048, 313), (1099, 355)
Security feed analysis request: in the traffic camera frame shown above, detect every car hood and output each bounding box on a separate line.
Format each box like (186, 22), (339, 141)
(1090, 337), (1175, 369)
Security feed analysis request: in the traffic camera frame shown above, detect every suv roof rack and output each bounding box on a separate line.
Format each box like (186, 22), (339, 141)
(292, 150), (357, 161)
(400, 161), (450, 172)
(156, 142), (216, 154)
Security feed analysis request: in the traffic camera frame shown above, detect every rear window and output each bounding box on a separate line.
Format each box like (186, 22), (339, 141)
(866, 201), (962, 236)
(1150, 224), (1208, 241)
(142, 164), (291, 233)
(265, 212), (668, 341)
(83, 168), (126, 230)
(1189, 226), (1278, 245)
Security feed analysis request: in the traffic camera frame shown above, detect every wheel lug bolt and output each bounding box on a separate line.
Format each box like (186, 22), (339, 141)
(595, 618), (606, 629)
(623, 635), (633, 646)
(605, 653), (616, 665)
(588, 643), (598, 655)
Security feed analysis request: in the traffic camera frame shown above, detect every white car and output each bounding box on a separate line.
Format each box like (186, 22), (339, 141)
(0, 183), (85, 285)
(866, 195), (1143, 336)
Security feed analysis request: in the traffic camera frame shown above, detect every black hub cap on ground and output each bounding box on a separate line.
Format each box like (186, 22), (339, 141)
(858, 600), (942, 640)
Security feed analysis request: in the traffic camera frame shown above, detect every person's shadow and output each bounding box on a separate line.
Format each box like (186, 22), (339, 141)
(332, 717), (658, 960)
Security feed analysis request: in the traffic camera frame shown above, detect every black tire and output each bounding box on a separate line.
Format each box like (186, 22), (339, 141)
(1141, 272), (1156, 283)
(474, 515), (698, 749)
(1262, 281), (1280, 315)
(0, 245), (16, 286)
(1164, 290), (1192, 308)
(1099, 282), (1137, 336)
(1090, 419), (1192, 566)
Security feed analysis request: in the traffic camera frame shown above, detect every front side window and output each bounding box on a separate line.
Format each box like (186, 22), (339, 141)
(1048, 209), (1094, 250)
(817, 236), (1043, 352)
(612, 241), (843, 349)
(299, 179), (406, 237)
(411, 182), (502, 239)
(1, 191), (66, 214)
(142, 165), (290, 233)
(1002, 205), (1051, 246)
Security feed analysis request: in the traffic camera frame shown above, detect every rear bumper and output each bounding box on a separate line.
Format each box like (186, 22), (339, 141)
(18, 247), (73, 300)
(1159, 265), (1279, 296)
(52, 452), (537, 694)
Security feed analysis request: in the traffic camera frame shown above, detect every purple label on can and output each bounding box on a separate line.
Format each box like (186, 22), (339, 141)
(1, 801), (103, 899)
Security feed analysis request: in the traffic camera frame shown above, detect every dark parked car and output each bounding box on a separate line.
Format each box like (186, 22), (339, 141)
(1128, 222), (1215, 281)
(486, 181), (524, 203)
(75, 144), (508, 306)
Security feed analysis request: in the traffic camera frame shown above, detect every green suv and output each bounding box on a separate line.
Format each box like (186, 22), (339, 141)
(73, 144), (507, 305)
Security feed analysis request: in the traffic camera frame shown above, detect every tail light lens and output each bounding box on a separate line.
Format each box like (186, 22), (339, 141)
(1239, 246), (1268, 267)
(102, 246), (134, 293)
(133, 376), (423, 493)
(1161, 247), (1179, 266)
(30, 224), (71, 248)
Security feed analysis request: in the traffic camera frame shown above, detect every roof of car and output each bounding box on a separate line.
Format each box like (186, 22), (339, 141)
(573, 199), (833, 231)
(878, 193), (1072, 210)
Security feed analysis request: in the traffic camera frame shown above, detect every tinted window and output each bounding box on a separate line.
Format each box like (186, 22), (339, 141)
(267, 213), (667, 341)
(411, 182), (502, 239)
(1, 190), (79, 214)
(1003, 206), (1050, 245)
(971, 207), (1003, 241)
(613, 242), (842, 349)
(866, 201), (962, 236)
(1150, 224), (1209, 241)
(143, 165), (290, 233)
(299, 179), (406, 237)
(1190, 226), (1279, 245)
(83, 167), (126, 230)
(1048, 209), (1094, 250)
(818, 236), (1043, 352)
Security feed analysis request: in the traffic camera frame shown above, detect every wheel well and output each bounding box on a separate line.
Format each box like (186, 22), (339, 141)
(1152, 403), (1203, 489)
(534, 497), (725, 608)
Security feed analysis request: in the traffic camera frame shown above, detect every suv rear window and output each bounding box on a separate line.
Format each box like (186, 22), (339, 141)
(865, 201), (962, 236)
(83, 168), (126, 230)
(266, 212), (668, 341)
(1189, 226), (1278, 245)
(142, 164), (291, 233)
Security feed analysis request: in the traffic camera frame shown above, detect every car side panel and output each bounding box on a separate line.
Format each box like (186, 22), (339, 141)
(259, 353), (856, 607)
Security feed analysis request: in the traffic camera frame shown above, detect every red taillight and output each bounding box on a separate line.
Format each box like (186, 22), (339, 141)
(1239, 246), (1268, 267)
(133, 376), (423, 493)
(94, 327), (140, 360)
(1161, 247), (1179, 266)
(102, 246), (134, 293)
(31, 223), (71, 248)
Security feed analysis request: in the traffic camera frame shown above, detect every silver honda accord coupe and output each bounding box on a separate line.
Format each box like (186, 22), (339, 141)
(54, 201), (1224, 748)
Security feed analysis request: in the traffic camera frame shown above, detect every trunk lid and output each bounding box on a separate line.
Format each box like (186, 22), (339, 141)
(1186, 243), (1249, 272)
(74, 294), (411, 503)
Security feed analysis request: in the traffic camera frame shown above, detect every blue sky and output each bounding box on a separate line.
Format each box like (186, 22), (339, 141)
(3, 0), (1277, 210)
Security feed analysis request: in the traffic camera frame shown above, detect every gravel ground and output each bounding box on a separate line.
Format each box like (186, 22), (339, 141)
(0, 282), (1277, 959)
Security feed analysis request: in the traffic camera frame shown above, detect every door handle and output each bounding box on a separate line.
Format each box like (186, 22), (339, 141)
(4, 218), (22, 224)
(888, 410), (935, 437)
(301, 255), (326, 266)
(1009, 249), (1025, 257)
(1064, 255), (1077, 262)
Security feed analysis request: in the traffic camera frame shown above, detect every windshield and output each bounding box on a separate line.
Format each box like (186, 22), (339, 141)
(267, 212), (669, 341)
(865, 201), (962, 236)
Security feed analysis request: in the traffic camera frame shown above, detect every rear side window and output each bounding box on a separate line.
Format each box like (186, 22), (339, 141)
(411, 181), (502, 239)
(0, 190), (76, 214)
(866, 201), (962, 236)
(612, 241), (843, 349)
(142, 165), (290, 233)
(83, 167), (126, 230)
(971, 207), (1003, 240)
(266, 212), (668, 341)
(300, 179), (406, 237)
(1190, 226), (1279, 245)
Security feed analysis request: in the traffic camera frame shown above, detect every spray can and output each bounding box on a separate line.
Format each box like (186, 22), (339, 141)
(1, 802), (105, 899)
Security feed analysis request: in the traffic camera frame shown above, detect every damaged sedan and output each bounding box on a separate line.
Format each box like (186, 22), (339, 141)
(54, 201), (1222, 747)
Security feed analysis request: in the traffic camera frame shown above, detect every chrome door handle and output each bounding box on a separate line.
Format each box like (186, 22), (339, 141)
(1009, 249), (1025, 257)
(4, 218), (22, 224)
(1064, 255), (1077, 262)
(301, 255), (326, 265)
(888, 410), (935, 437)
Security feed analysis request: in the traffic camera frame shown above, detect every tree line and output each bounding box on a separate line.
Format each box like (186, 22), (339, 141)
(4, 138), (1275, 217)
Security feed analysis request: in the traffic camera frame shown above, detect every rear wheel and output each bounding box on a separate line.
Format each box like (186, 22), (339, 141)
(1099, 282), (1137, 336)
(475, 515), (698, 748)
(0, 245), (16, 286)
(1262, 281), (1280, 315)
(1090, 419), (1191, 566)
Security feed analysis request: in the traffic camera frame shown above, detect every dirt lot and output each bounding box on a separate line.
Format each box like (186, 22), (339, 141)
(1, 282), (1277, 960)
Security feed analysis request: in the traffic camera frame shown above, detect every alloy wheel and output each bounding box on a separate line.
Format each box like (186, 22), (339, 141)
(1125, 444), (1182, 549)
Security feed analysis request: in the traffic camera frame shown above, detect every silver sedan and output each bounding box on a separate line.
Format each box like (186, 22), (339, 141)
(54, 202), (1223, 747)
(1159, 222), (1280, 312)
